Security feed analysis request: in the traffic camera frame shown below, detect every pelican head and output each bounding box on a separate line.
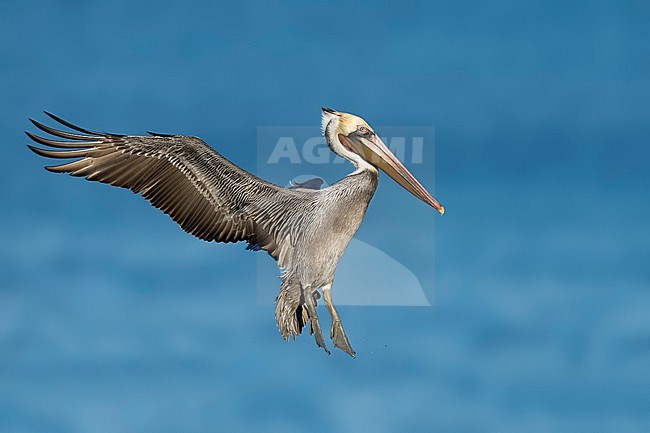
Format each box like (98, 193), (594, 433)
(321, 107), (444, 215)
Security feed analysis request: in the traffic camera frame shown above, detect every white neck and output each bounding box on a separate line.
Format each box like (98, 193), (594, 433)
(322, 114), (376, 175)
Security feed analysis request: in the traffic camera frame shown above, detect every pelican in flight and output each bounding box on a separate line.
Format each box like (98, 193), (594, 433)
(27, 108), (444, 357)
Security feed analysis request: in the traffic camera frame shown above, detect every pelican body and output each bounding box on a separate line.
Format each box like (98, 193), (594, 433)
(27, 108), (444, 357)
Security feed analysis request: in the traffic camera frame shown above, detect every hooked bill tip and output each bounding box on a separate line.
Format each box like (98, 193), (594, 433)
(438, 206), (445, 216)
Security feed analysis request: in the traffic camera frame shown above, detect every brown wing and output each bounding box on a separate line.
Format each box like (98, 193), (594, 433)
(26, 112), (311, 263)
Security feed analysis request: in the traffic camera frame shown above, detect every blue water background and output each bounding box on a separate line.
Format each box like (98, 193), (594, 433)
(0, 1), (648, 432)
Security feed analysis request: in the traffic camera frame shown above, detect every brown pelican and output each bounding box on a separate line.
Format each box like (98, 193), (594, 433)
(26, 108), (444, 357)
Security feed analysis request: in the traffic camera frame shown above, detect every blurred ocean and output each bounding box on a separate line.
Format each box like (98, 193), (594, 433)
(1, 1), (648, 432)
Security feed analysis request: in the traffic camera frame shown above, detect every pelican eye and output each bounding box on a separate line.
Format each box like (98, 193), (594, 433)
(358, 125), (369, 135)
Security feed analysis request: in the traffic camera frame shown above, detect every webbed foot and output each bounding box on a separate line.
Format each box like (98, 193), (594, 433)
(331, 319), (355, 357)
(304, 288), (330, 355)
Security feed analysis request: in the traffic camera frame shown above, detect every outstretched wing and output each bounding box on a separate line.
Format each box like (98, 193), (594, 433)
(26, 112), (311, 264)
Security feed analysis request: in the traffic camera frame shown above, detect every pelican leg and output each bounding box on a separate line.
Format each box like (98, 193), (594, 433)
(322, 284), (355, 357)
(304, 286), (330, 355)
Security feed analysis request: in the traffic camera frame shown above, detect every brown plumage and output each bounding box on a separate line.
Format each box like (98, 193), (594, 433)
(27, 108), (444, 357)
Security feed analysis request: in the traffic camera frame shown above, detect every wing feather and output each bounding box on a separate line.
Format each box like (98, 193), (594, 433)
(26, 113), (312, 263)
